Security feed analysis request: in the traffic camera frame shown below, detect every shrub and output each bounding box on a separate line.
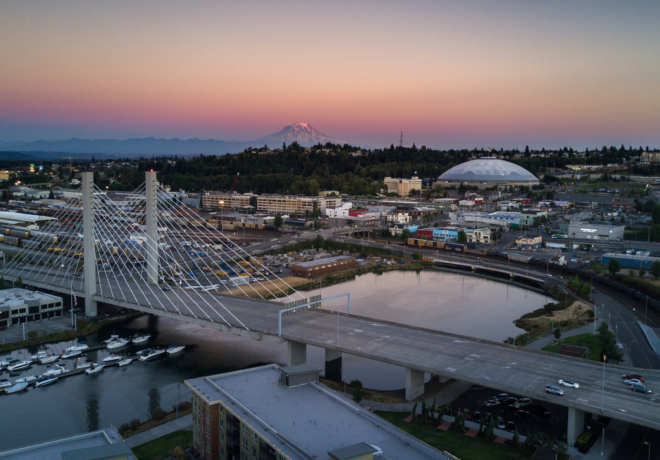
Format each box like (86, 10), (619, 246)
(348, 379), (363, 389)
(117, 423), (130, 435)
(353, 386), (363, 403)
(27, 331), (38, 339)
(129, 418), (141, 431)
(152, 410), (166, 421)
(173, 447), (187, 460)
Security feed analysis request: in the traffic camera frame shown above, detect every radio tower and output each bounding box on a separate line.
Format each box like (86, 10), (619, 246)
(399, 131), (403, 148)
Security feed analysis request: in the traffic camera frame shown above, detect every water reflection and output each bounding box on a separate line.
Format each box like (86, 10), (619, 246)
(86, 397), (100, 432)
(148, 387), (162, 417)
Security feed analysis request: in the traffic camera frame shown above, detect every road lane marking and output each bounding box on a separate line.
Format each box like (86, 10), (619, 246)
(371, 324), (386, 327)
(353, 329), (363, 333)
(465, 357), (474, 361)
(471, 354), (481, 358)
(453, 340), (469, 343)
(576, 398), (589, 403)
(502, 366), (511, 369)
(446, 367), (456, 372)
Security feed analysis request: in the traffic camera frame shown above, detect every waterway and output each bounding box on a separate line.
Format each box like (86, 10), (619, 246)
(0, 270), (552, 451)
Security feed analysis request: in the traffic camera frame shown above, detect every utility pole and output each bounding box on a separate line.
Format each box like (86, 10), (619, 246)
(399, 131), (403, 148)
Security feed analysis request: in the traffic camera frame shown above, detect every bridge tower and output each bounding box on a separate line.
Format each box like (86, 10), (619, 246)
(82, 171), (97, 317)
(145, 171), (159, 285)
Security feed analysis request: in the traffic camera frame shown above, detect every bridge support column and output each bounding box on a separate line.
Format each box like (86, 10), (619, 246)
(567, 407), (585, 447)
(82, 172), (97, 317)
(145, 171), (159, 285)
(287, 341), (307, 366)
(405, 368), (424, 401)
(324, 348), (342, 381)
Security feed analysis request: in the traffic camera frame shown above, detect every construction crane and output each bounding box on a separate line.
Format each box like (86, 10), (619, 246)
(61, 156), (73, 175)
(399, 132), (403, 148)
(230, 172), (239, 192)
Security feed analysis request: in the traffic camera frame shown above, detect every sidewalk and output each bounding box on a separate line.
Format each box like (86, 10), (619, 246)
(565, 418), (628, 460)
(124, 414), (193, 448)
(527, 318), (604, 351)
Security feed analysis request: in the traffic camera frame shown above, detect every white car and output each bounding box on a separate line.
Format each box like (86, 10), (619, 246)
(624, 378), (643, 386)
(485, 400), (501, 407)
(558, 379), (579, 388)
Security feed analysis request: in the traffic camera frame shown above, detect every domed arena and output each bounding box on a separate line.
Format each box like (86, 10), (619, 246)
(437, 157), (539, 188)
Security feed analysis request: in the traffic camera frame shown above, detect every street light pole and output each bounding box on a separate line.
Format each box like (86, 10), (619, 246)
(644, 442), (651, 460)
(601, 355), (606, 413)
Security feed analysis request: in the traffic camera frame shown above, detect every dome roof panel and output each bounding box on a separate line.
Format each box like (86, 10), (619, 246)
(439, 158), (538, 182)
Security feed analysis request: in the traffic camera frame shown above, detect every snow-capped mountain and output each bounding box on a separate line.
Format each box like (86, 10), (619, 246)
(253, 122), (343, 147)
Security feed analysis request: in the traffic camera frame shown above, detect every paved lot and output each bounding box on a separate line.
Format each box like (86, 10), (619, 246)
(0, 316), (73, 344)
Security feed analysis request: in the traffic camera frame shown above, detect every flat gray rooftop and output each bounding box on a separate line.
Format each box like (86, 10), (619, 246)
(0, 427), (134, 460)
(186, 365), (449, 460)
(291, 255), (354, 268)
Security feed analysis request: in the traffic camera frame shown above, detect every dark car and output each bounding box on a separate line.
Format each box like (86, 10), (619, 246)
(515, 398), (532, 408)
(0, 325), (7, 331)
(514, 409), (529, 418)
(493, 393), (509, 402)
(505, 404), (519, 414)
(473, 411), (482, 423)
(631, 383), (652, 394)
(623, 374), (644, 382)
(162, 287), (170, 291)
(503, 397), (518, 405)
(506, 421), (517, 433)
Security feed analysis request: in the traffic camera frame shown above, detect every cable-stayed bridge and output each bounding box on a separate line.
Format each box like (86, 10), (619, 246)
(1, 172), (659, 444)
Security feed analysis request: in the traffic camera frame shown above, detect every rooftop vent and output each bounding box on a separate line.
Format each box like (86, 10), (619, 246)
(328, 442), (379, 460)
(278, 363), (321, 388)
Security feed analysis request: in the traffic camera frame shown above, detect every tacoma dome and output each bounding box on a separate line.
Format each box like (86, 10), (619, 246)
(437, 157), (539, 188)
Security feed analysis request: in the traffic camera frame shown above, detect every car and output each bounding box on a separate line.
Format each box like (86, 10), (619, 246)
(506, 421), (517, 433)
(503, 397), (518, 405)
(473, 411), (482, 423)
(74, 273), (81, 277)
(514, 409), (529, 418)
(514, 398), (532, 408)
(624, 378), (643, 386)
(0, 325), (7, 331)
(558, 379), (579, 388)
(592, 288), (597, 293)
(162, 287), (170, 291)
(492, 393), (509, 402)
(485, 400), (501, 407)
(201, 267), (211, 272)
(623, 374), (644, 382)
(631, 384), (652, 394)
(545, 385), (564, 396)
(497, 417), (505, 430)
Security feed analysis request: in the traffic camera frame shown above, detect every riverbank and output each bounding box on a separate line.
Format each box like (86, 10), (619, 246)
(0, 312), (143, 354)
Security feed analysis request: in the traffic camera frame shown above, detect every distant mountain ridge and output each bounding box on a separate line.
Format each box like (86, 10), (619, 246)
(0, 123), (347, 158)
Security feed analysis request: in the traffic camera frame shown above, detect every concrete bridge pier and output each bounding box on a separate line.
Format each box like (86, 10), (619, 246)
(405, 368), (424, 401)
(567, 407), (585, 446)
(324, 348), (342, 381)
(81, 172), (97, 317)
(287, 341), (307, 366)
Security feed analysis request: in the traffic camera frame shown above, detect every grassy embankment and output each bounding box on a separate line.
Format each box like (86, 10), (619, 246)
(131, 431), (193, 460)
(375, 411), (535, 460)
(505, 286), (595, 345)
(0, 313), (142, 354)
(541, 333), (602, 362)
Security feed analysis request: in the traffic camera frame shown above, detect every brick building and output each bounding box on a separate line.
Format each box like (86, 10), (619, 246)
(290, 256), (356, 278)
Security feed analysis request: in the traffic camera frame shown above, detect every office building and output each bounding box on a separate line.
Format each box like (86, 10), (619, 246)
(202, 193), (257, 211)
(566, 221), (625, 240)
(516, 236), (542, 249)
(257, 195), (342, 215)
(383, 177), (423, 196)
(186, 364), (450, 460)
(0, 288), (63, 327)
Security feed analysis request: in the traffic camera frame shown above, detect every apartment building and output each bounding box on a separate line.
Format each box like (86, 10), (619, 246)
(186, 364), (449, 460)
(383, 176), (423, 196)
(257, 195), (341, 215)
(202, 193), (257, 211)
(0, 289), (63, 327)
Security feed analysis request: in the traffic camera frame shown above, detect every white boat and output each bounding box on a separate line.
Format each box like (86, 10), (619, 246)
(61, 350), (82, 359)
(85, 365), (105, 375)
(15, 375), (37, 383)
(30, 351), (48, 360)
(103, 334), (120, 344)
(7, 361), (32, 372)
(5, 382), (29, 394)
(64, 341), (89, 353)
(167, 345), (185, 354)
(40, 355), (59, 364)
(106, 338), (129, 349)
(42, 364), (67, 377)
(76, 362), (95, 370)
(34, 376), (58, 387)
(132, 334), (151, 344)
(0, 380), (12, 388)
(102, 354), (122, 363)
(0, 358), (15, 369)
(117, 358), (133, 367)
(138, 348), (167, 362)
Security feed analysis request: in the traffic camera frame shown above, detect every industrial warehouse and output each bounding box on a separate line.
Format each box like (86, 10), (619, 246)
(289, 255), (356, 278)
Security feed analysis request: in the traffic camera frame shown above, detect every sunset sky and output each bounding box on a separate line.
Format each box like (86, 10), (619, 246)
(1, 1), (659, 149)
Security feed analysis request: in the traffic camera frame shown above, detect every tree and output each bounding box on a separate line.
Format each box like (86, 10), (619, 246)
(512, 430), (520, 447)
(16, 276), (23, 289)
(553, 327), (561, 340)
(457, 230), (467, 243)
(401, 228), (411, 240)
(48, 190), (55, 199)
(650, 260), (660, 280)
(353, 386), (363, 403)
(0, 275), (4, 290)
(413, 251), (422, 261)
(608, 258), (621, 276)
(579, 283), (591, 297)
(640, 268), (646, 278)
(273, 214), (283, 228)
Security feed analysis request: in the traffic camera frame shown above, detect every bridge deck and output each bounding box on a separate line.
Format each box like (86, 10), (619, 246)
(3, 265), (659, 430)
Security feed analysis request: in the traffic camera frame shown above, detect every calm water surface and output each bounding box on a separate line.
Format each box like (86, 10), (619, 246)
(0, 270), (551, 450)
